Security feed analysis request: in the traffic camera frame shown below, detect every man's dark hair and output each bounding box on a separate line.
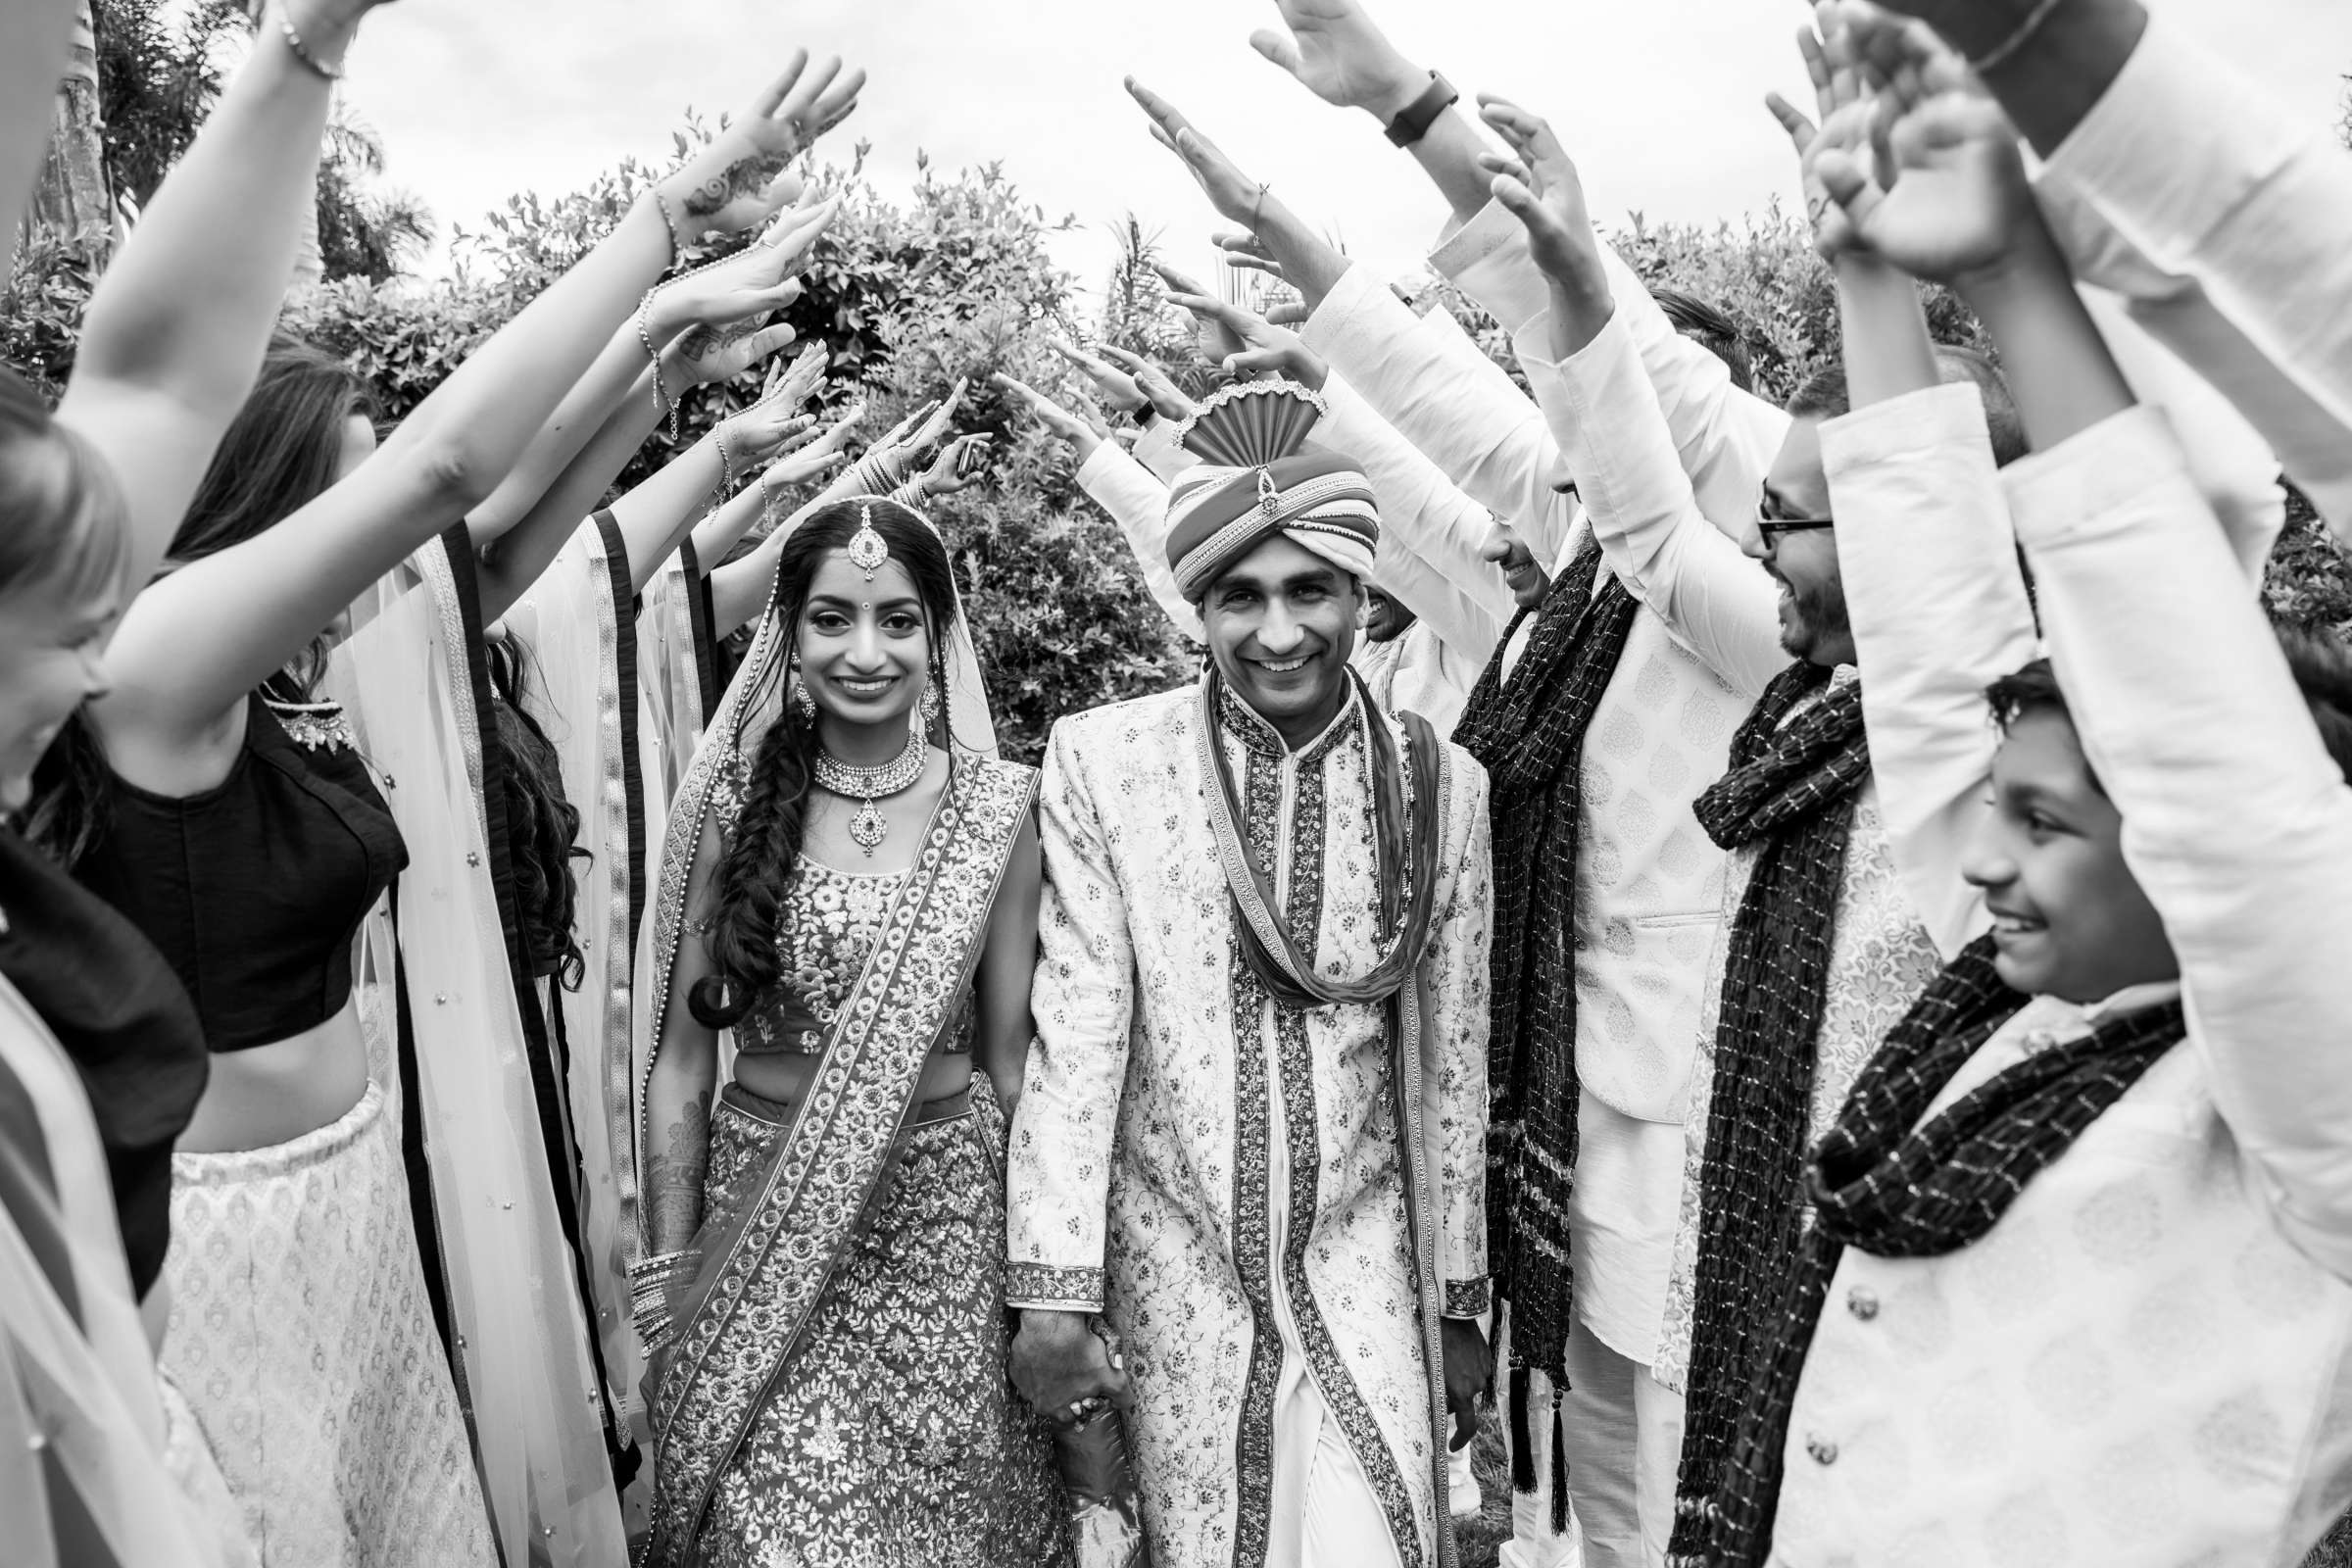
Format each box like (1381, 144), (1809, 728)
(2278, 622), (2352, 784)
(1653, 287), (1754, 394)
(1984, 623), (2352, 797)
(1788, 348), (2028, 469)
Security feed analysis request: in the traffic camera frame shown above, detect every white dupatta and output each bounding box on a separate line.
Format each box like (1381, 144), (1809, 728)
(328, 541), (627, 1568)
(0, 975), (251, 1568)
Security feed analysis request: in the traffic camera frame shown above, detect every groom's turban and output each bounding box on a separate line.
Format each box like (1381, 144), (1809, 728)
(1159, 380), (1380, 602)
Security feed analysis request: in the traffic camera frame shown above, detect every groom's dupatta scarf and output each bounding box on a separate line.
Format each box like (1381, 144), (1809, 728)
(1198, 666), (1468, 1568)
(638, 758), (1033, 1564)
(1197, 667), (1444, 1008)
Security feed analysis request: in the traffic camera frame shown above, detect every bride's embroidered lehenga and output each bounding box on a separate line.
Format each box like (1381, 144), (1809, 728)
(625, 564), (1070, 1568)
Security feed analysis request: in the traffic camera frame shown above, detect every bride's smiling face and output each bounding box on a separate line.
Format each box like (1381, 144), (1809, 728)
(796, 551), (931, 729)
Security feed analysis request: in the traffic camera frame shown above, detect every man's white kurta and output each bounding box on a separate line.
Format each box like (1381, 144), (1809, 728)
(1007, 681), (1493, 1568)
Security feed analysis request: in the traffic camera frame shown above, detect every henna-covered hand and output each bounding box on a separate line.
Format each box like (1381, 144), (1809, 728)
(762, 405), (862, 486)
(644, 1089), (713, 1252)
(669, 314), (799, 390)
(660, 52), (866, 240)
(651, 195), (837, 347)
(1249, 0), (1429, 121)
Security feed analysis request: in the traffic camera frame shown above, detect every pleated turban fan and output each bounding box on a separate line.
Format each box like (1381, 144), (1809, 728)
(1164, 378), (1381, 602)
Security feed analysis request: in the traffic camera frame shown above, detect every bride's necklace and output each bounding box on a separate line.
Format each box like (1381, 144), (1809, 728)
(812, 730), (929, 857)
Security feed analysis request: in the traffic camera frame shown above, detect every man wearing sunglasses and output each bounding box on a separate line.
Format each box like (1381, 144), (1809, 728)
(1483, 98), (2038, 1556)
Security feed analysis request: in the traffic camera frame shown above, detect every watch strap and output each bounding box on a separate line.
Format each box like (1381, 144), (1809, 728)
(1384, 71), (1460, 149)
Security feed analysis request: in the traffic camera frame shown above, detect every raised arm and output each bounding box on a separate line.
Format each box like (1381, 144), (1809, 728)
(1155, 284), (1515, 667)
(55, 0), (386, 586)
(97, 123), (843, 755)
(1487, 100), (1786, 695)
(1125, 77), (1574, 558)
(1782, 27), (2034, 957)
(690, 404), (860, 568)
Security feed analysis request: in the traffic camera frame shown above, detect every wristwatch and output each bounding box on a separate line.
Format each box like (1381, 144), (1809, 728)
(1385, 72), (1460, 150)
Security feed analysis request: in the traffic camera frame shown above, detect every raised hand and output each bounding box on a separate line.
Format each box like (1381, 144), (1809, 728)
(762, 404), (863, 488)
(1051, 341), (1151, 416)
(911, 433), (994, 498)
(1097, 347), (1198, 422)
(1127, 78), (1270, 233)
(1476, 97), (1603, 293)
(659, 53), (866, 241)
(718, 375), (819, 469)
(1812, 75), (2041, 285)
(1766, 20), (1882, 261)
(766, 341), (831, 412)
(653, 197), (836, 340)
(992, 373), (1108, 449)
(1156, 287), (1329, 389)
(1215, 231), (1289, 282)
(667, 315), (800, 390)
(1152, 262), (1247, 365)
(900, 379), (967, 459)
(1811, 0), (2048, 65)
(1250, 0), (1428, 121)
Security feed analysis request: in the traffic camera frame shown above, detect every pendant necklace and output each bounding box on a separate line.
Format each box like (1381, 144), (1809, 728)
(812, 729), (929, 856)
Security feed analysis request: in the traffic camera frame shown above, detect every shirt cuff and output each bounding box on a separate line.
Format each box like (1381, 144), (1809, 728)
(2042, 13), (2282, 250)
(1300, 260), (1390, 360)
(1819, 382), (1995, 479)
(2001, 405), (2197, 557)
(1429, 200), (1550, 335)
(1445, 1276), (1493, 1319)
(1005, 1260), (1104, 1313)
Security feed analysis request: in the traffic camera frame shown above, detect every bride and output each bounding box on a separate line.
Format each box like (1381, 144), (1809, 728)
(630, 497), (1072, 1567)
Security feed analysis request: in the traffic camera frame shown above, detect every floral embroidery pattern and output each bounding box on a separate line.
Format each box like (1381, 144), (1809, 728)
(692, 1088), (1070, 1568)
(1009, 685), (1491, 1568)
(645, 758), (1040, 1564)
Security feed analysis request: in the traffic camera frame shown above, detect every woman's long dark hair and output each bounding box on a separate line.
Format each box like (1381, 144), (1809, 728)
(487, 632), (589, 990)
(688, 500), (959, 1030)
(27, 338), (376, 864)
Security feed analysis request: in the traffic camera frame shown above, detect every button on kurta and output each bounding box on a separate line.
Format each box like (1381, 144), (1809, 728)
(1805, 1433), (1839, 1466)
(1846, 1286), (1879, 1321)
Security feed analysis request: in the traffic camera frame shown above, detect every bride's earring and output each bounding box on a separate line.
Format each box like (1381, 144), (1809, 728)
(919, 678), (942, 726)
(792, 667), (816, 720)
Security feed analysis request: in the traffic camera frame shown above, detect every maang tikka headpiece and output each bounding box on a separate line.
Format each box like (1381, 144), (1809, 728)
(848, 502), (890, 582)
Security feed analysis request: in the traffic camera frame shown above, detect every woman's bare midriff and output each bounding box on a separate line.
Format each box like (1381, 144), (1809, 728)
(177, 996), (371, 1152)
(731, 1039), (974, 1114)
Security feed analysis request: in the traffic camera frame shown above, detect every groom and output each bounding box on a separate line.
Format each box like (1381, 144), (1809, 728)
(1005, 380), (1495, 1568)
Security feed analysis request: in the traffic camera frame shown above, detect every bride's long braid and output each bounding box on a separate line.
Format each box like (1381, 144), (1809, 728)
(687, 500), (958, 1029)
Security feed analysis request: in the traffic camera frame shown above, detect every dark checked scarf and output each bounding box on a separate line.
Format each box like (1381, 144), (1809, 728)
(1696, 937), (2188, 1567)
(1667, 662), (1874, 1557)
(1450, 537), (1640, 1525)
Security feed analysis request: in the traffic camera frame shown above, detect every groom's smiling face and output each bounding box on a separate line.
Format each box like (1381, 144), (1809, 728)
(1201, 534), (1362, 744)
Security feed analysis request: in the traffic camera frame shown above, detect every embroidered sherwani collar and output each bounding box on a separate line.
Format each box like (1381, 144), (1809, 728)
(1212, 670), (1365, 765)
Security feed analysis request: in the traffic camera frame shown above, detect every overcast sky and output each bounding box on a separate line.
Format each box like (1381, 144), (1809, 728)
(343, 0), (2352, 297)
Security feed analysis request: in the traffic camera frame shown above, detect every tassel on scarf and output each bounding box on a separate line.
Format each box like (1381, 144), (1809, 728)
(1509, 1365), (1536, 1494)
